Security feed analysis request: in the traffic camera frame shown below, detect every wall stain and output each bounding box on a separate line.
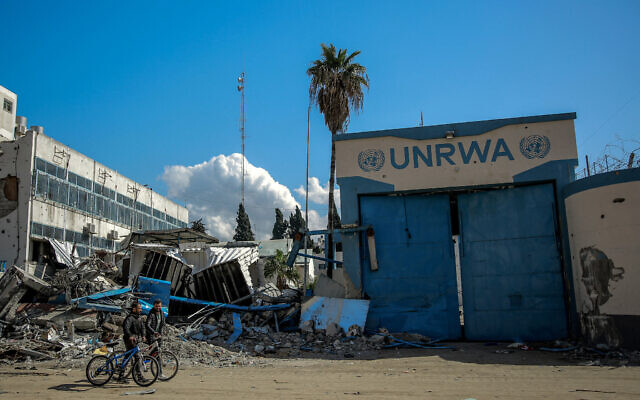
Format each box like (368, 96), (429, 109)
(0, 176), (18, 218)
(579, 246), (625, 346)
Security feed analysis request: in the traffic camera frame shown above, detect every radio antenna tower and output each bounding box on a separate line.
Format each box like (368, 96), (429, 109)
(237, 72), (246, 206)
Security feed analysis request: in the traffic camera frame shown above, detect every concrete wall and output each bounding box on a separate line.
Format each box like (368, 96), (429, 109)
(0, 134), (35, 266)
(564, 168), (640, 347)
(0, 86), (17, 142)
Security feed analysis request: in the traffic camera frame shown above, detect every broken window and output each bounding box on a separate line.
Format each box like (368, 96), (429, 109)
(47, 178), (59, 201)
(36, 158), (46, 172)
(59, 181), (69, 204)
(3, 99), (12, 113)
(45, 160), (57, 177)
(31, 222), (43, 236)
(68, 186), (78, 208)
(78, 190), (88, 211)
(36, 172), (47, 197)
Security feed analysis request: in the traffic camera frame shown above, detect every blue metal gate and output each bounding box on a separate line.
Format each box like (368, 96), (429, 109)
(458, 183), (567, 341)
(360, 194), (461, 339)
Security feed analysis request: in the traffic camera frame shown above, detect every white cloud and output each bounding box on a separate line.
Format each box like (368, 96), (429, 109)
(294, 177), (340, 210)
(161, 153), (327, 241)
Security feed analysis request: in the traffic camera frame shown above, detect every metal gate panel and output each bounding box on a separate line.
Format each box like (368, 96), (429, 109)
(458, 183), (567, 341)
(361, 194), (460, 339)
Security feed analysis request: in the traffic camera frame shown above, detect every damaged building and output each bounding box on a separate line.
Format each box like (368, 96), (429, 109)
(563, 168), (640, 348)
(0, 84), (189, 273)
(125, 232), (306, 312)
(332, 112), (640, 347)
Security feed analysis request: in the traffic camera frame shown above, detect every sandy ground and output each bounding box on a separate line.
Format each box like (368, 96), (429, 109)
(1, 343), (639, 399)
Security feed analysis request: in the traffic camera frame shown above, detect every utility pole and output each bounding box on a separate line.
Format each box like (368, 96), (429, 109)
(303, 104), (310, 293)
(237, 72), (246, 206)
(586, 155), (590, 176)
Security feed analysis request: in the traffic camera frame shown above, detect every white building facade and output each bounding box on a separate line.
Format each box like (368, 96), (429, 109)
(0, 86), (18, 141)
(0, 85), (188, 268)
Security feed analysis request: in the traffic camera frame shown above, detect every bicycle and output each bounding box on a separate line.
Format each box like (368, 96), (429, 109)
(86, 343), (159, 387)
(126, 337), (179, 382)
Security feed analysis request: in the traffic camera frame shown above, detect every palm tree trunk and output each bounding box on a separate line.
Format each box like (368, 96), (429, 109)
(327, 138), (336, 278)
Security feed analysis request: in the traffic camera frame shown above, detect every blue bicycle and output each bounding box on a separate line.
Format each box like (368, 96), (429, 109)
(86, 344), (159, 387)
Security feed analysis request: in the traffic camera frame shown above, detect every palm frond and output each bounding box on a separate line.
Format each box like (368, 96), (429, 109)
(307, 43), (369, 135)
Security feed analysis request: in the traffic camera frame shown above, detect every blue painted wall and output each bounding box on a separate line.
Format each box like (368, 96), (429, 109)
(360, 194), (461, 339)
(335, 113), (580, 339)
(458, 183), (567, 341)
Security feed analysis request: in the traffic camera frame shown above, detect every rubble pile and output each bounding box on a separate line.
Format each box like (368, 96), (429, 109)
(559, 345), (640, 367)
(0, 236), (393, 370)
(180, 311), (387, 359)
(0, 305), (259, 369)
(49, 256), (120, 299)
(162, 325), (255, 367)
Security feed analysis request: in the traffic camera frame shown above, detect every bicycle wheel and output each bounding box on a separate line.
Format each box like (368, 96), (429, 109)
(132, 355), (159, 387)
(122, 356), (134, 378)
(157, 350), (179, 381)
(86, 355), (114, 386)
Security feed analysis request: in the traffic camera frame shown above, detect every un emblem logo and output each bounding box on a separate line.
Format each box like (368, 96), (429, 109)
(357, 149), (385, 172)
(520, 135), (551, 159)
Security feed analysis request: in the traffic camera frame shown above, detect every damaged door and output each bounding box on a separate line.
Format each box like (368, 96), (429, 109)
(361, 194), (461, 339)
(458, 183), (567, 341)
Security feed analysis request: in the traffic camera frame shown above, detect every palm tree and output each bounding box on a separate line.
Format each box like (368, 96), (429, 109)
(307, 43), (369, 277)
(264, 249), (300, 290)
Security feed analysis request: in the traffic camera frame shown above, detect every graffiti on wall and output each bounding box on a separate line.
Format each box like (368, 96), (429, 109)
(578, 246), (625, 346)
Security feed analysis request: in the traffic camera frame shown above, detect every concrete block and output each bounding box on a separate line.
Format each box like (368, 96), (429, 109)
(313, 275), (345, 298)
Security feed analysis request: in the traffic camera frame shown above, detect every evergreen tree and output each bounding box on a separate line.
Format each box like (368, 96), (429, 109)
(271, 208), (288, 240)
(288, 206), (305, 238)
(233, 203), (255, 241)
(190, 218), (206, 233)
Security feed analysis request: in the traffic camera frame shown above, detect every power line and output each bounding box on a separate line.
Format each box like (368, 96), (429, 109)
(579, 89), (640, 146)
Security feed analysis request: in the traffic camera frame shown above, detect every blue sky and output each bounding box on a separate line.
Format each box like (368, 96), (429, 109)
(3, 1), (639, 238)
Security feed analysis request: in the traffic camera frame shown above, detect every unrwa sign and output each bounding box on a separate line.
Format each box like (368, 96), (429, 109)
(357, 135), (551, 172)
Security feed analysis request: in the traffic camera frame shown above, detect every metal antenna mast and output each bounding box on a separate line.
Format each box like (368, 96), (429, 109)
(237, 72), (246, 206)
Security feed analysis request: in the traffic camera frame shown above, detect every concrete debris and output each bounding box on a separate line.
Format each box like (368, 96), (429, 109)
(50, 256), (120, 300)
(6, 239), (637, 371)
(0, 241), (394, 369)
(299, 296), (369, 333)
(325, 322), (343, 337)
(173, 308), (385, 358)
(313, 275), (346, 298)
(300, 320), (314, 333)
(0, 266), (53, 325)
(347, 324), (363, 337)
(368, 334), (386, 345)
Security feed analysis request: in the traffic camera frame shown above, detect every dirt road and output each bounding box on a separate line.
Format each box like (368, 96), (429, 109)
(1, 344), (638, 399)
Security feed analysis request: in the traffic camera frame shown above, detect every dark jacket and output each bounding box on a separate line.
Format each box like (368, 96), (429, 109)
(145, 310), (165, 339)
(123, 312), (145, 342)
